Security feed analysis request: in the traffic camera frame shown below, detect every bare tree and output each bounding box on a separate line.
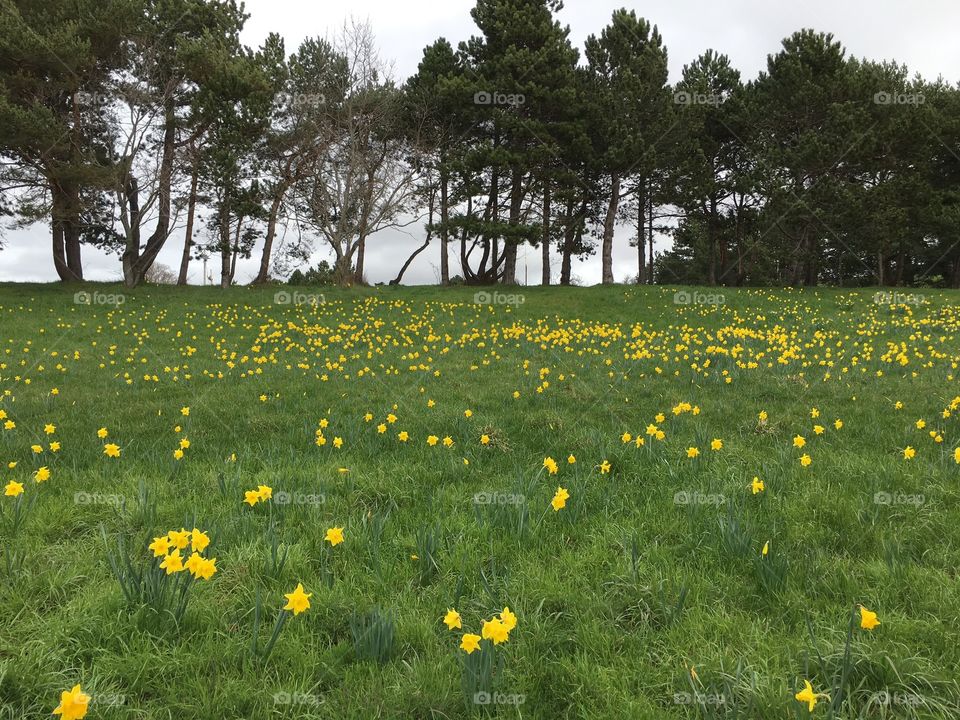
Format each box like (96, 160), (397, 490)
(295, 20), (423, 285)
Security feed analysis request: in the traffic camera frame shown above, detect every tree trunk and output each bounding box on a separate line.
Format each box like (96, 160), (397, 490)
(707, 194), (718, 285)
(219, 198), (231, 289)
(602, 173), (620, 284)
(541, 181), (551, 285)
(50, 183), (79, 282)
(647, 191), (654, 284)
(502, 168), (523, 285)
(559, 196), (575, 286)
(124, 96), (176, 288)
(355, 235), (366, 283)
(177, 156), (199, 285)
(255, 191), (284, 284)
(440, 165), (449, 285)
(636, 182), (645, 284)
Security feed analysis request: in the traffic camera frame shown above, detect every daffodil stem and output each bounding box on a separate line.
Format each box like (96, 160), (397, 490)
(259, 609), (289, 662)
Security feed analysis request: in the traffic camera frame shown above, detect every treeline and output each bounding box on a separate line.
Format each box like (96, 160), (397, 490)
(1, 0), (958, 288)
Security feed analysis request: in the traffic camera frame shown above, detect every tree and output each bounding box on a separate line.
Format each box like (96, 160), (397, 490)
(752, 30), (863, 286)
(0, 0), (136, 280)
(585, 9), (670, 284)
(460, 0), (579, 285)
(251, 35), (347, 284)
(112, 0), (249, 288)
(296, 20), (420, 286)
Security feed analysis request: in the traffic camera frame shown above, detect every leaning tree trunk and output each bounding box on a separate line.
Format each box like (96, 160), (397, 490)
(254, 191), (285, 284)
(601, 173), (620, 284)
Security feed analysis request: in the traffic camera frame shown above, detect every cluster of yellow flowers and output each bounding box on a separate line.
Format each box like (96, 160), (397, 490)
(243, 484), (273, 507)
(148, 528), (217, 580)
(444, 607), (517, 653)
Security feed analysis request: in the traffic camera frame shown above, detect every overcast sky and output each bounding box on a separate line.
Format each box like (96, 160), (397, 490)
(3, 0), (959, 285)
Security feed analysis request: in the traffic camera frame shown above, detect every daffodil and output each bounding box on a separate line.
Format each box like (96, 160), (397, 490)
(551, 486), (569, 511)
(52, 684), (89, 720)
(460, 633), (481, 654)
(481, 617), (509, 644)
(325, 526), (344, 546)
(284, 583), (312, 615)
(443, 609), (462, 630)
(859, 605), (880, 630)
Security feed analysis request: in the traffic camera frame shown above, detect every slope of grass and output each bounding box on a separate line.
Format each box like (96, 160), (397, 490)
(0, 282), (959, 719)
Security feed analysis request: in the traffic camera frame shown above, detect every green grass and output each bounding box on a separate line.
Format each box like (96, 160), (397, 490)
(1, 282), (959, 719)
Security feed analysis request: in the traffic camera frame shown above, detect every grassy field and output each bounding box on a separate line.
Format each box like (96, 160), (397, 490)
(1, 282), (959, 719)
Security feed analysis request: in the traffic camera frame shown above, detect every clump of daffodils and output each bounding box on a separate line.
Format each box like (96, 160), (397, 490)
(455, 607), (518, 708)
(243, 484), (273, 507)
(149, 527), (217, 580)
